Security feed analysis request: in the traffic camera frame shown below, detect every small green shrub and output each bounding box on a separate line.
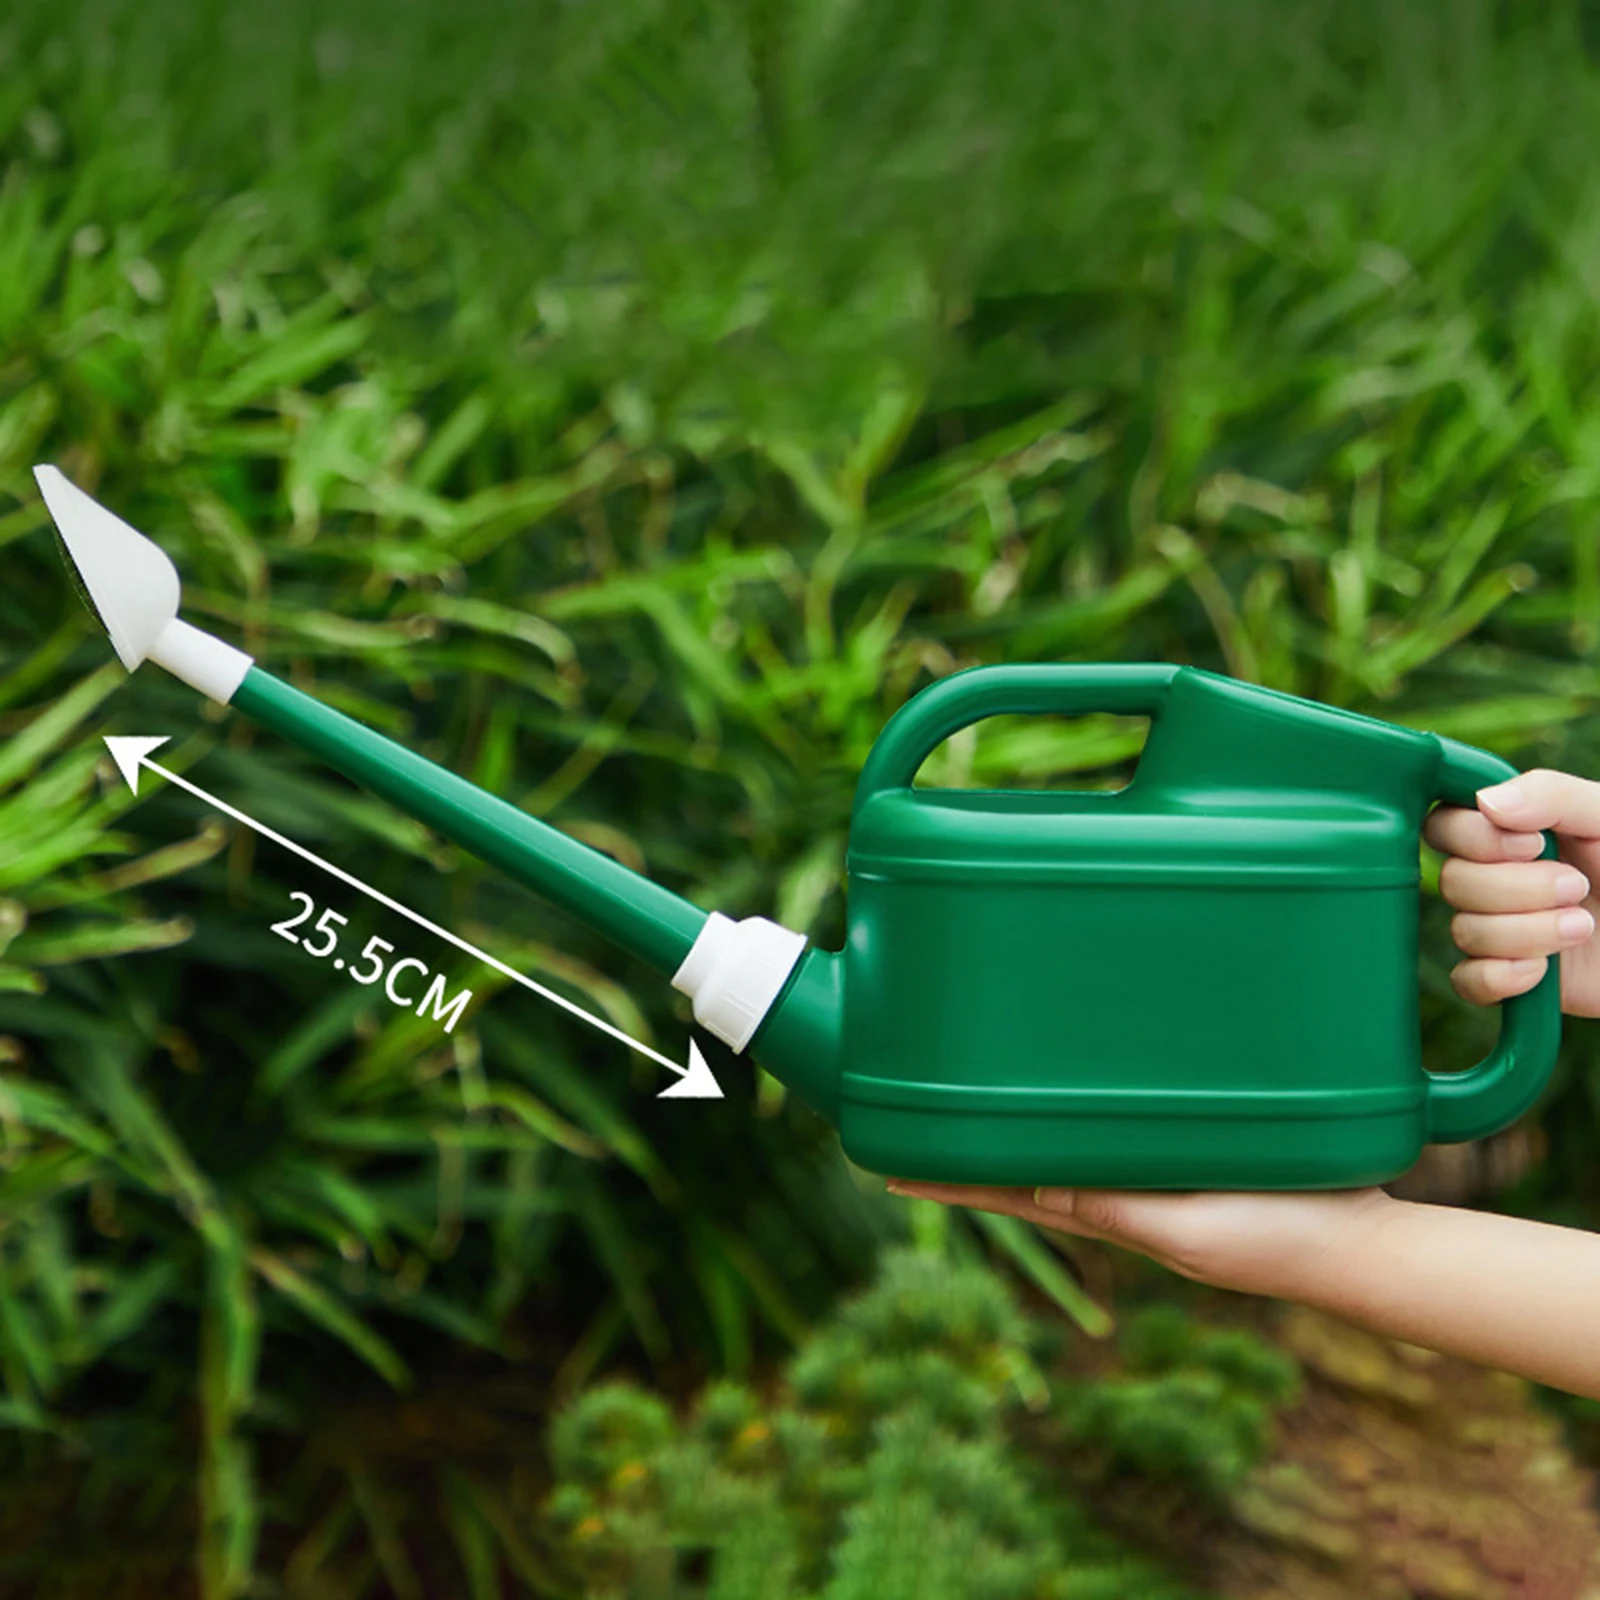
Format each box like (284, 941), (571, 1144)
(1059, 1306), (1302, 1501)
(546, 1249), (1226, 1600)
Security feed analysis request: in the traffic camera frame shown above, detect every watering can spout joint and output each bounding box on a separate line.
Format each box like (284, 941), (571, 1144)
(746, 946), (846, 1126)
(671, 913), (808, 1054)
(671, 915), (847, 1123)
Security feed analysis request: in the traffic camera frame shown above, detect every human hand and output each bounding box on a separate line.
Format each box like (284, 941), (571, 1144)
(1426, 768), (1600, 1016)
(883, 1180), (1394, 1301)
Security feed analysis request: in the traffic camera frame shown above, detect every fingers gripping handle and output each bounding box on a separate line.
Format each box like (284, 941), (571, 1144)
(1424, 738), (1563, 1145)
(853, 662), (1179, 810)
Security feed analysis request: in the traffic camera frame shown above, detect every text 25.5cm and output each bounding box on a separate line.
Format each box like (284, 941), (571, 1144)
(270, 891), (473, 1033)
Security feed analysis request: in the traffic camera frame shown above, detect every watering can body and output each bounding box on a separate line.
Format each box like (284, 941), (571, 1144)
(751, 662), (1563, 1189)
(36, 468), (1563, 1192)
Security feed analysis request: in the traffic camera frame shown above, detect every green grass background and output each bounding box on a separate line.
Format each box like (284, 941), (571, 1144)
(4, 0), (1600, 1591)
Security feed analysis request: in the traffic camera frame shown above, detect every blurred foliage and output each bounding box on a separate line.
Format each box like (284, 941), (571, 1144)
(545, 1246), (1215, 1600)
(1055, 1306), (1300, 1504)
(1, 0), (1600, 1592)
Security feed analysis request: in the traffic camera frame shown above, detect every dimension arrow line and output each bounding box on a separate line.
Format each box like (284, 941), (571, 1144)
(104, 737), (719, 1097)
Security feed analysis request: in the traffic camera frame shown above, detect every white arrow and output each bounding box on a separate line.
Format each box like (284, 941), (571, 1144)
(104, 736), (722, 1098)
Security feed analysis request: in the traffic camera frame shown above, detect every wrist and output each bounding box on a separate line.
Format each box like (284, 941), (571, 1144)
(1268, 1189), (1402, 1307)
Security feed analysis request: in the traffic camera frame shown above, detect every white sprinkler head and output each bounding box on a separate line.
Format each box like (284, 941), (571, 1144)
(34, 464), (180, 672)
(33, 464), (253, 704)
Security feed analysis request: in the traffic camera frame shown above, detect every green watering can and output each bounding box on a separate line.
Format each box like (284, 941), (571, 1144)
(37, 466), (1563, 1190)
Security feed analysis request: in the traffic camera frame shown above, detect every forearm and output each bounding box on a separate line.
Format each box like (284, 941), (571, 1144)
(1292, 1198), (1600, 1398)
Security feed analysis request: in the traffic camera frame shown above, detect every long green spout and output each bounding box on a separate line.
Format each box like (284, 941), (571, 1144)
(239, 669), (849, 1117)
(34, 460), (845, 1121)
(236, 668), (844, 1117)
(234, 668), (708, 977)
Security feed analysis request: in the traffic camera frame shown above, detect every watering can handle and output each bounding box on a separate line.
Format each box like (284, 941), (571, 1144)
(853, 662), (1179, 811)
(1423, 739), (1563, 1145)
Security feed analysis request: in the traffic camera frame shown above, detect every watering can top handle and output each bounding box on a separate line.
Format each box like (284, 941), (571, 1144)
(855, 662), (1179, 808)
(1424, 738), (1563, 1144)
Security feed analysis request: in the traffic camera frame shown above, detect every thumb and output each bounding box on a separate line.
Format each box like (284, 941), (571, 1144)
(1477, 769), (1600, 839)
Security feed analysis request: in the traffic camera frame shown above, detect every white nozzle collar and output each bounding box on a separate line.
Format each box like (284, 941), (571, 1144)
(672, 913), (807, 1054)
(149, 618), (253, 704)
